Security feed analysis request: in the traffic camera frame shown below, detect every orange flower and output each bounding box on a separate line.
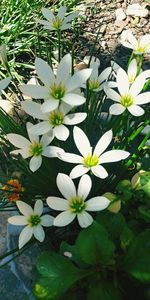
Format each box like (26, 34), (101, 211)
(2, 179), (24, 202)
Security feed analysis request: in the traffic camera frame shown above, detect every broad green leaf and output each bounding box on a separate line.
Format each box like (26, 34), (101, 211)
(122, 230), (150, 283)
(87, 281), (122, 300)
(76, 222), (115, 265)
(120, 225), (134, 249)
(116, 180), (133, 201)
(34, 251), (88, 299)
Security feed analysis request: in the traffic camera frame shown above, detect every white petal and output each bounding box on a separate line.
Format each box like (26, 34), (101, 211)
(91, 165), (108, 179)
(77, 174), (92, 200)
(90, 63), (99, 80)
(64, 112), (87, 125)
(33, 225), (45, 242)
(98, 67), (111, 83)
(66, 69), (92, 92)
(128, 105), (145, 117)
(7, 134), (30, 148)
(94, 129), (113, 157)
(140, 34), (150, 49)
(54, 211), (76, 226)
(0, 100), (13, 113)
(40, 132), (54, 147)
(20, 85), (49, 99)
(21, 100), (47, 120)
(56, 54), (71, 84)
(10, 148), (30, 159)
(128, 31), (138, 48)
(8, 216), (28, 226)
(60, 23), (71, 30)
(63, 93), (85, 106)
(19, 226), (33, 249)
(129, 74), (146, 97)
(29, 121), (50, 135)
(54, 125), (69, 141)
(40, 214), (54, 227)
(35, 57), (55, 86)
(29, 156), (42, 172)
(59, 102), (72, 115)
(86, 197), (110, 211)
(58, 152), (83, 163)
(100, 150), (130, 164)
(57, 173), (76, 199)
(34, 199), (43, 216)
(70, 165), (89, 179)
(41, 8), (55, 22)
(73, 126), (91, 157)
(117, 68), (129, 95)
(104, 88), (121, 102)
(134, 92), (150, 105)
(42, 146), (64, 157)
(26, 122), (39, 143)
(57, 6), (67, 19)
(47, 197), (69, 210)
(127, 59), (137, 81)
(37, 19), (52, 27)
(62, 12), (78, 24)
(0, 77), (11, 91)
(41, 99), (59, 113)
(16, 201), (33, 216)
(109, 103), (126, 115)
(77, 211), (93, 228)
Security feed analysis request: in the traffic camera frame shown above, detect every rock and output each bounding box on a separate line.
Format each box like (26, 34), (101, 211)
(114, 20), (128, 28)
(126, 4), (149, 18)
(100, 24), (107, 34)
(116, 8), (126, 21)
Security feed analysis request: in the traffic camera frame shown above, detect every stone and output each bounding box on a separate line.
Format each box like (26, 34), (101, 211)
(116, 8), (126, 21)
(100, 24), (107, 34)
(126, 4), (149, 18)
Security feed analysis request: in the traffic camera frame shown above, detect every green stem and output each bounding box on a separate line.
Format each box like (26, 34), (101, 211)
(57, 30), (61, 62)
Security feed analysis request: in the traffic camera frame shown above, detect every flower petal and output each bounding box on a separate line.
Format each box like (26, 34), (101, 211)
(29, 121), (50, 135)
(42, 146), (64, 157)
(41, 8), (55, 22)
(134, 92), (150, 105)
(63, 93), (85, 106)
(70, 165), (89, 179)
(58, 152), (83, 163)
(54, 211), (76, 226)
(54, 125), (69, 141)
(20, 85), (49, 99)
(57, 6), (67, 19)
(8, 216), (28, 226)
(33, 225), (45, 242)
(41, 99), (59, 113)
(100, 150), (130, 164)
(98, 67), (111, 83)
(7, 134), (30, 149)
(77, 211), (93, 228)
(47, 197), (69, 210)
(116, 68), (129, 96)
(26, 122), (39, 143)
(91, 165), (108, 179)
(34, 199), (43, 216)
(21, 100), (47, 120)
(128, 31), (138, 49)
(29, 156), (42, 172)
(10, 148), (30, 159)
(64, 112), (87, 125)
(19, 226), (33, 249)
(129, 74), (146, 97)
(128, 105), (145, 117)
(94, 129), (113, 157)
(40, 214), (54, 227)
(0, 77), (11, 91)
(77, 174), (92, 200)
(56, 53), (71, 84)
(66, 69), (92, 92)
(86, 196), (110, 211)
(73, 126), (91, 157)
(40, 132), (54, 147)
(57, 173), (76, 199)
(127, 59), (137, 81)
(109, 103), (126, 115)
(16, 200), (33, 216)
(104, 88), (121, 102)
(35, 57), (55, 86)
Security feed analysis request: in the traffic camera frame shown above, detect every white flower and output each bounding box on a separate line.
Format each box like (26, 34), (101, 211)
(47, 173), (110, 228)
(21, 101), (87, 141)
(0, 77), (11, 95)
(8, 200), (54, 249)
(20, 54), (91, 113)
(7, 122), (64, 172)
(105, 67), (150, 116)
(37, 6), (78, 31)
(84, 63), (112, 92)
(0, 98), (13, 113)
(58, 126), (130, 179)
(120, 30), (150, 55)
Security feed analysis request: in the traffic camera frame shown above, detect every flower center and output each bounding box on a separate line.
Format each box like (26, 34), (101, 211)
(49, 111), (64, 126)
(69, 196), (86, 213)
(83, 154), (99, 167)
(136, 42), (147, 53)
(89, 79), (100, 90)
(121, 94), (133, 107)
(50, 83), (65, 100)
(28, 214), (41, 227)
(29, 142), (43, 156)
(52, 17), (63, 30)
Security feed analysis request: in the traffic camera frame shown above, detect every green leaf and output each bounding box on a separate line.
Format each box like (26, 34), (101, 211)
(60, 241), (86, 267)
(116, 180), (133, 201)
(87, 281), (122, 300)
(120, 225), (134, 250)
(76, 222), (115, 265)
(34, 251), (88, 299)
(122, 230), (150, 283)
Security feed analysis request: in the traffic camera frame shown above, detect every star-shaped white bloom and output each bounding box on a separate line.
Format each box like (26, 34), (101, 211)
(7, 122), (64, 172)
(8, 200), (54, 249)
(120, 30), (150, 55)
(20, 54), (91, 113)
(105, 67), (150, 116)
(58, 126), (130, 179)
(37, 6), (78, 31)
(47, 173), (110, 228)
(0, 77), (11, 95)
(21, 101), (87, 141)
